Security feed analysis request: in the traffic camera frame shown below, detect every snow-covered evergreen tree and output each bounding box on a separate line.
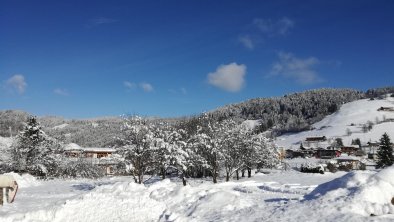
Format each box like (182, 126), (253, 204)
(376, 133), (394, 168)
(11, 116), (60, 177)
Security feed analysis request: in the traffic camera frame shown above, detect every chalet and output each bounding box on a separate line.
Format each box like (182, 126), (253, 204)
(315, 149), (340, 159)
(354, 150), (366, 157)
(340, 146), (359, 155)
(64, 143), (117, 175)
(334, 156), (364, 170)
(286, 150), (305, 158)
(303, 136), (332, 150)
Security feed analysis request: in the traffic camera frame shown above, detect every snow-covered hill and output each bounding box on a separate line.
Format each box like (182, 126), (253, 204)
(276, 95), (394, 149)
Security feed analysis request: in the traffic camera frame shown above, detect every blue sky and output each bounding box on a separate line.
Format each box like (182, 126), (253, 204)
(1, 0), (394, 118)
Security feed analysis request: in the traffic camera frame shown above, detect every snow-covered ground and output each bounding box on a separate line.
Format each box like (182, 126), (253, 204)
(276, 96), (394, 149)
(1, 167), (393, 222)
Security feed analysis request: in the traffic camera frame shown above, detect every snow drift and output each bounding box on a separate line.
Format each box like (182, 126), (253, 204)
(274, 166), (394, 221)
(305, 166), (394, 216)
(3, 173), (40, 188)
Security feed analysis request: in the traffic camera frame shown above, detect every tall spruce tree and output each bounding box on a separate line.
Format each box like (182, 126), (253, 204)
(11, 116), (57, 176)
(376, 133), (394, 168)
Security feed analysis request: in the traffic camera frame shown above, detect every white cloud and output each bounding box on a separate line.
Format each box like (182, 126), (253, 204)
(140, 82), (154, 92)
(270, 52), (322, 84)
(277, 17), (295, 35)
(54, 88), (69, 96)
(207, 63), (246, 92)
(6, 74), (27, 94)
(180, 87), (187, 95)
(239, 35), (255, 50)
(253, 17), (294, 36)
(123, 81), (136, 89)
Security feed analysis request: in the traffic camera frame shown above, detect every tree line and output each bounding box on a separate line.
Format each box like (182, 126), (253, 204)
(2, 115), (280, 185)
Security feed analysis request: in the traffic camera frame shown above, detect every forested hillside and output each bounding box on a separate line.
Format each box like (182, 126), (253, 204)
(1, 87), (388, 146)
(211, 88), (364, 135)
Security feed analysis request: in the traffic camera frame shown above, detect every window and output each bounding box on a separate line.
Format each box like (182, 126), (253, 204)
(97, 153), (108, 158)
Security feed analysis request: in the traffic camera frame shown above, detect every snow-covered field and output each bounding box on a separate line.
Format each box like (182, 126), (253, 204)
(277, 96), (394, 149)
(1, 167), (393, 222)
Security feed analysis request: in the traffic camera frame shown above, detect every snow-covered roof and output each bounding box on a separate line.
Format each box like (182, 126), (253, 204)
(334, 156), (361, 161)
(64, 143), (82, 150)
(64, 143), (116, 152)
(81, 147), (116, 153)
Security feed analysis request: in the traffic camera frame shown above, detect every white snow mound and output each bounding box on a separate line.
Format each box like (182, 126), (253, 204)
(3, 172), (40, 188)
(306, 166), (394, 216)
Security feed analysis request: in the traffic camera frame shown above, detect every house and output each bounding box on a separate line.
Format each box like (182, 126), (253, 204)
(286, 150), (305, 158)
(64, 143), (117, 175)
(354, 150), (366, 157)
(334, 156), (364, 170)
(340, 146), (359, 155)
(302, 136), (331, 149)
(315, 149), (340, 159)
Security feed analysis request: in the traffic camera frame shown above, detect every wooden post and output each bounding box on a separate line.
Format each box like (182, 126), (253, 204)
(0, 188), (3, 206)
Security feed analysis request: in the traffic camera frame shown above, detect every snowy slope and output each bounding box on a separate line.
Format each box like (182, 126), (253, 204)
(276, 96), (394, 149)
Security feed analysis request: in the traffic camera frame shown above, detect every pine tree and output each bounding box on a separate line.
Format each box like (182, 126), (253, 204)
(335, 138), (344, 148)
(376, 133), (394, 168)
(11, 116), (58, 176)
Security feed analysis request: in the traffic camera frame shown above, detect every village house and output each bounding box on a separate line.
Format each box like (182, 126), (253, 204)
(64, 143), (117, 175)
(334, 155), (364, 170)
(315, 149), (341, 159)
(340, 146), (359, 155)
(302, 136), (331, 149)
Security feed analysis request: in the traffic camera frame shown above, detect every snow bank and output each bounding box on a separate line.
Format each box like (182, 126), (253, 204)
(305, 166), (394, 216)
(3, 173), (40, 188)
(275, 167), (394, 221)
(159, 181), (256, 222)
(9, 181), (166, 222)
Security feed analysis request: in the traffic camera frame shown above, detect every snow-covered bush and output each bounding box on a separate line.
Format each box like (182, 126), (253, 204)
(55, 158), (104, 179)
(300, 163), (324, 174)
